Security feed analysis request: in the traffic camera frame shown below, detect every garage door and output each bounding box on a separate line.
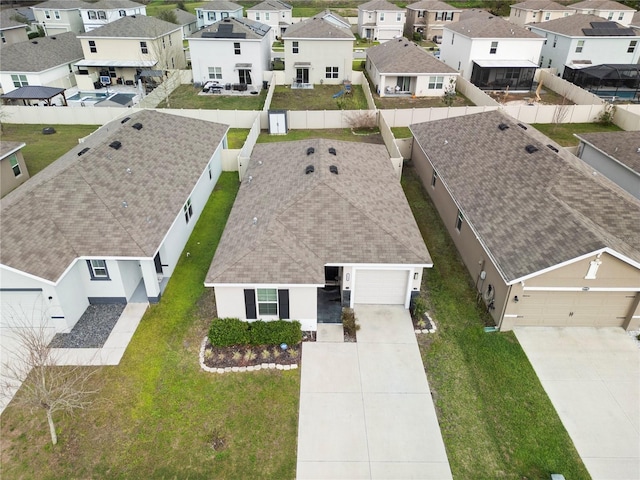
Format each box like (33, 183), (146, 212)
(518, 290), (636, 327)
(354, 269), (409, 305)
(0, 290), (46, 328)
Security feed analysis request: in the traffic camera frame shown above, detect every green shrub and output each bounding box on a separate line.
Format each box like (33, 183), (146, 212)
(208, 318), (250, 346)
(342, 308), (360, 337)
(412, 32), (422, 42)
(413, 296), (428, 319)
(250, 320), (302, 346)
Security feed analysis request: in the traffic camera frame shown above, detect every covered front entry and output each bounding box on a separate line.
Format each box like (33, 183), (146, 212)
(353, 269), (409, 306)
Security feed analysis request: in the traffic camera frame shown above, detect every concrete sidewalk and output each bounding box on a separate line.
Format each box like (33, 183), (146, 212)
(296, 305), (452, 479)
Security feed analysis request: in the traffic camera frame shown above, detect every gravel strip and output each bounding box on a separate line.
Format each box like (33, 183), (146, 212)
(49, 304), (126, 348)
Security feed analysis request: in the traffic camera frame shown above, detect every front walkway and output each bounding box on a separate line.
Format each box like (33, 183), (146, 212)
(514, 327), (639, 480)
(296, 305), (452, 479)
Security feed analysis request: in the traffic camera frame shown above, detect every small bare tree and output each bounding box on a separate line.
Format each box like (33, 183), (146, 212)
(345, 110), (377, 130)
(0, 318), (100, 445)
(552, 86), (571, 132)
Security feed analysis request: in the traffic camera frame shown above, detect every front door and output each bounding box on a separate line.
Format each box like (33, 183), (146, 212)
(296, 68), (309, 84)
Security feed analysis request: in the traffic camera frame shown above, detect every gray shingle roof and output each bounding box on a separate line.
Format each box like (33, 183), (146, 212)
(248, 0), (292, 12)
(511, 1), (572, 11)
(0, 110), (228, 282)
(359, 0), (404, 12)
(571, 0), (635, 11)
(0, 141), (25, 158)
(530, 13), (637, 36)
(283, 10), (354, 39)
(79, 0), (141, 9)
(0, 10), (27, 30)
(78, 14), (180, 38)
(410, 110), (640, 282)
(367, 37), (458, 74)
(406, 1), (461, 12)
(206, 139), (431, 285)
(31, 0), (87, 10)
(172, 8), (197, 25)
(0, 85), (65, 99)
(633, 11), (640, 26)
(447, 14), (545, 38)
(576, 131), (640, 174)
(189, 17), (270, 40)
(0, 32), (83, 73)
(197, 1), (243, 11)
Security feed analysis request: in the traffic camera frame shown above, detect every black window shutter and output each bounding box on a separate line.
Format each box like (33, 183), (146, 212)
(278, 289), (289, 319)
(244, 289), (257, 319)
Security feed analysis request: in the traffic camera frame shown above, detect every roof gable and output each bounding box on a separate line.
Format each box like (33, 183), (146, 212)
(78, 14), (180, 38)
(447, 15), (545, 39)
(367, 37), (458, 74)
(283, 10), (354, 39)
(576, 130), (640, 174)
(407, 1), (461, 12)
(511, 1), (572, 12)
(359, 0), (404, 12)
(248, 0), (292, 12)
(0, 32), (83, 73)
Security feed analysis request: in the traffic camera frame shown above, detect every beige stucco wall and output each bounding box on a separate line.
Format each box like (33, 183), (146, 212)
(406, 10), (460, 40)
(509, 9), (572, 27)
(284, 38), (353, 85)
(1, 27), (29, 46)
(0, 149), (29, 197)
(34, 8), (84, 35)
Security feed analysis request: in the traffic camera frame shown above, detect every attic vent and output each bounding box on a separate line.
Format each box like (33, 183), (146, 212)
(329, 165), (338, 174)
(498, 123), (509, 131)
(546, 144), (559, 153)
(132, 122), (143, 130)
(306, 147), (315, 155)
(77, 147), (90, 156)
(525, 144), (538, 154)
(328, 147), (336, 155)
(517, 123), (528, 130)
(109, 141), (122, 150)
(305, 165), (314, 174)
(51, 36), (56, 40)
(120, 117), (131, 124)
(31, 41), (37, 44)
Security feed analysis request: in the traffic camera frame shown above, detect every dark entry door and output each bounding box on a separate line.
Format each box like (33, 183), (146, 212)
(154, 252), (163, 274)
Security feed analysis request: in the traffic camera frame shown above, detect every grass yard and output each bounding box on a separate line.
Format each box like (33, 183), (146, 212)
(270, 85), (369, 110)
(227, 128), (251, 149)
(158, 84), (267, 110)
(391, 127), (412, 138)
(257, 128), (383, 144)
(0, 173), (301, 479)
(375, 91), (475, 109)
(402, 166), (590, 479)
(532, 122), (623, 147)
(1, 124), (100, 177)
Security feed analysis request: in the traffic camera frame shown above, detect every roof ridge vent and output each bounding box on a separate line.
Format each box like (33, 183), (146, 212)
(109, 141), (122, 150)
(78, 147), (90, 156)
(328, 147), (336, 155)
(517, 122), (528, 130)
(305, 165), (314, 174)
(546, 144), (559, 153)
(525, 144), (538, 154)
(498, 123), (509, 131)
(132, 122), (143, 130)
(306, 147), (315, 155)
(329, 165), (338, 174)
(121, 117), (131, 123)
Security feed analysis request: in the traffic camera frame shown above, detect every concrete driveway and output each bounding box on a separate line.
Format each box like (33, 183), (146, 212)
(514, 327), (639, 480)
(296, 305), (452, 480)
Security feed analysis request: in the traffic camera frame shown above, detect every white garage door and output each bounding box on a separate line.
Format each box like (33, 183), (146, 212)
(354, 269), (409, 305)
(0, 290), (46, 328)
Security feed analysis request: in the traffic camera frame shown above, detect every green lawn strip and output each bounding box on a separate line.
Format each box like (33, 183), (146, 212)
(0, 173), (300, 479)
(402, 167), (590, 479)
(270, 84), (368, 110)
(1, 124), (99, 176)
(227, 128), (251, 149)
(375, 91), (474, 109)
(159, 84), (267, 110)
(257, 128), (384, 144)
(391, 127), (412, 138)
(532, 122), (622, 147)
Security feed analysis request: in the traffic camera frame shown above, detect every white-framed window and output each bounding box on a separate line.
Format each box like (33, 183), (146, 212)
(162, 37), (166, 49)
(184, 198), (193, 223)
(208, 66), (222, 79)
(98, 11), (106, 20)
(255, 12), (260, 20)
(544, 12), (550, 20)
(44, 10), (50, 19)
(89, 40), (97, 53)
(197, 10), (203, 19)
(234, 42), (241, 55)
(9, 154), (21, 177)
(88, 10), (96, 19)
(1, 32), (5, 44)
(576, 40), (584, 53)
(140, 41), (148, 54)
(607, 12), (613, 20)
(380, 12), (385, 21)
(54, 10), (60, 19)
(619, 12), (624, 21)
(553, 35), (557, 47)
(265, 12), (270, 20)
(431, 169), (437, 187)
(292, 41), (299, 53)
(455, 210), (464, 232)
(221, 12), (229, 19)
(208, 12), (216, 21)
(87, 259), (109, 280)
(119, 10), (126, 17)
(11, 74), (28, 88)
(325, 66), (339, 79)
(257, 288), (278, 316)
(396, 12), (402, 21)
(418, 10), (424, 18)
(490, 41), (498, 54)
(628, 40), (637, 53)
(428, 76), (444, 89)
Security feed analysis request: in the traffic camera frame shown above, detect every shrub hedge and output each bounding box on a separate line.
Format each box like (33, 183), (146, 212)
(208, 318), (302, 347)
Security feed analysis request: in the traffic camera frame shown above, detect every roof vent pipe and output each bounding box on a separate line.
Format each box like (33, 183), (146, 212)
(305, 165), (315, 174)
(306, 147), (315, 155)
(329, 165), (338, 174)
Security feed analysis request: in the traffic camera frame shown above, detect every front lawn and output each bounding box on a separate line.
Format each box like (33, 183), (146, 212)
(402, 167), (590, 479)
(1, 124), (100, 178)
(532, 122), (622, 146)
(158, 84), (267, 110)
(270, 85), (369, 110)
(257, 128), (383, 144)
(0, 173), (300, 479)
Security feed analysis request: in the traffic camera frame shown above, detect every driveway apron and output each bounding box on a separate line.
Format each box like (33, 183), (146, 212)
(296, 305), (453, 479)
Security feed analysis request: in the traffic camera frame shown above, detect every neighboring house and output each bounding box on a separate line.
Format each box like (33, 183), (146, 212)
(31, 0), (86, 35)
(0, 10), (30, 46)
(246, 0), (292, 44)
(0, 110), (229, 337)
(79, 0), (146, 32)
(0, 32), (83, 94)
(575, 131), (640, 200)
(631, 11), (640, 28)
(440, 14), (544, 90)
(195, 1), (243, 30)
(410, 110), (640, 331)
(529, 14), (640, 77)
(404, 0), (462, 42)
(570, 0), (636, 27)
(75, 15), (185, 91)
(508, 1), (573, 27)
(357, 0), (405, 42)
(282, 10), (355, 87)
(205, 140), (432, 332)
(172, 8), (198, 39)
(0, 142), (29, 198)
(366, 37), (458, 96)
(189, 17), (271, 90)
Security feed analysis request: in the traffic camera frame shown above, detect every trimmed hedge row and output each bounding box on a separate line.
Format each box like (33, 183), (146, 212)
(208, 318), (302, 347)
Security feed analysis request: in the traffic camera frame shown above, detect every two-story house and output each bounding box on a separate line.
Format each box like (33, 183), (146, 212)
(172, 8), (198, 39)
(508, 1), (573, 27)
(31, 0), (85, 35)
(404, 0), (462, 42)
(282, 10), (355, 87)
(440, 13), (545, 91)
(0, 11), (29, 46)
(79, 0), (146, 32)
(246, 0), (292, 44)
(529, 14), (640, 77)
(570, 0), (636, 27)
(195, 1), (243, 30)
(75, 15), (185, 91)
(357, 0), (405, 42)
(189, 17), (271, 91)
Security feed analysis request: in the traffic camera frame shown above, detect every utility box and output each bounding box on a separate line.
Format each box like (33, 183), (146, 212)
(550, 475), (566, 480)
(268, 110), (288, 135)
